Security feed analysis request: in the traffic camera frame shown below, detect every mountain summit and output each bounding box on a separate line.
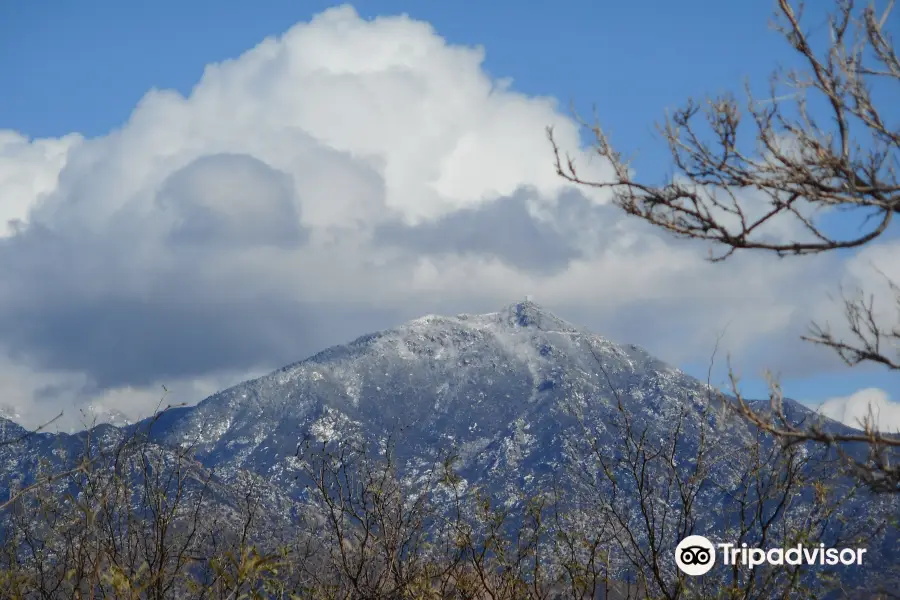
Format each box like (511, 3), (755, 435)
(134, 301), (723, 503)
(491, 300), (580, 331)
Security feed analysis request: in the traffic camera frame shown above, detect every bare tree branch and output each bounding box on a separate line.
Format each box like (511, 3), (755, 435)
(552, 0), (900, 493)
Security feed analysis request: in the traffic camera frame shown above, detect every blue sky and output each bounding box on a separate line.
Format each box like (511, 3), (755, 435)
(1, 1), (819, 166)
(0, 1), (897, 425)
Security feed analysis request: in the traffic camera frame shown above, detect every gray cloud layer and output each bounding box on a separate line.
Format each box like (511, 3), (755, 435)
(374, 188), (618, 274)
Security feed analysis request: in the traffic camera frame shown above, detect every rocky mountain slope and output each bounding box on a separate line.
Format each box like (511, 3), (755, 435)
(139, 301), (734, 500)
(1, 301), (895, 585)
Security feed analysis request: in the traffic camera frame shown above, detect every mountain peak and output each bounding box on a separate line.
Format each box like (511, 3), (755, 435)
(508, 299), (545, 327)
(487, 299), (580, 333)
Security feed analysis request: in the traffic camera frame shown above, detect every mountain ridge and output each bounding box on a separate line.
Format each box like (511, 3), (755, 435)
(126, 301), (843, 496)
(0, 301), (844, 439)
(1, 300), (894, 589)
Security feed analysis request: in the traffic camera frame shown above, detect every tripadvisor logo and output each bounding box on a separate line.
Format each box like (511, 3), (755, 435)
(675, 535), (716, 576)
(675, 536), (867, 576)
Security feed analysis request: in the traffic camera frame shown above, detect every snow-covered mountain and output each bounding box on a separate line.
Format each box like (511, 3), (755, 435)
(1, 301), (895, 585)
(140, 301), (734, 500)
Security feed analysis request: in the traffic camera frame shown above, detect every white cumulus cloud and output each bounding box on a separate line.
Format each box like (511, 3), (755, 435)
(818, 388), (900, 433)
(0, 5), (893, 428)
